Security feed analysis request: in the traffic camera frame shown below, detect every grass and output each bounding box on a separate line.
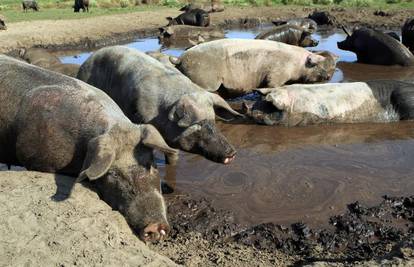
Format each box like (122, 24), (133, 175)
(1, 0), (414, 23)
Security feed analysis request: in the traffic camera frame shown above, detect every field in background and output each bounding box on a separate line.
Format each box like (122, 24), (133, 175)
(1, 0), (414, 23)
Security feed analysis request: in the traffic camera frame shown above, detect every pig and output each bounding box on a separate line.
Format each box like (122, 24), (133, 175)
(272, 18), (318, 33)
(22, 0), (39, 11)
(338, 27), (414, 66)
(0, 17), (6, 30)
(74, 0), (89, 12)
(166, 8), (210, 27)
(0, 55), (178, 242)
(402, 18), (414, 53)
(255, 24), (319, 47)
(174, 39), (338, 97)
(308, 11), (337, 26)
(77, 46), (242, 164)
(19, 48), (80, 77)
(158, 25), (224, 48)
(179, 1), (224, 13)
(242, 80), (414, 126)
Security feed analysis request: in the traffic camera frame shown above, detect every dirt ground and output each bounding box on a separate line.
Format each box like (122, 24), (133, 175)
(1, 6), (414, 53)
(0, 170), (176, 267)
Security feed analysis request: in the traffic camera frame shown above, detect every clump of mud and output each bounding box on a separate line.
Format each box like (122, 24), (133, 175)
(152, 195), (414, 266)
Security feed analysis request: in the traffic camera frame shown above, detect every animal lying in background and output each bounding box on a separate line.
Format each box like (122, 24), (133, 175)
(179, 1), (224, 13)
(19, 48), (80, 77)
(0, 17), (6, 30)
(174, 39), (338, 97)
(255, 24), (318, 47)
(158, 25), (224, 48)
(0, 55), (178, 242)
(166, 8), (210, 27)
(22, 0), (39, 11)
(402, 18), (414, 53)
(308, 11), (337, 26)
(77, 46), (242, 164)
(74, 0), (89, 12)
(272, 18), (318, 33)
(338, 27), (414, 66)
(242, 80), (414, 126)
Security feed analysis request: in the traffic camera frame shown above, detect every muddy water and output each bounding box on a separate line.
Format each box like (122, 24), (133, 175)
(60, 28), (414, 227)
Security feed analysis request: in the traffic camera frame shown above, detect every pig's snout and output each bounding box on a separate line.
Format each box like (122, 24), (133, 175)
(140, 222), (170, 242)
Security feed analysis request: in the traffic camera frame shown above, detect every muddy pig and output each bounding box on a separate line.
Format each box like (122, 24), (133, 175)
(174, 39), (338, 97)
(243, 80), (414, 126)
(255, 24), (318, 47)
(77, 46), (242, 164)
(0, 55), (178, 242)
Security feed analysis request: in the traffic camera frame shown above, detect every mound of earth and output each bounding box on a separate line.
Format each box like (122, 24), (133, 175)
(0, 170), (176, 267)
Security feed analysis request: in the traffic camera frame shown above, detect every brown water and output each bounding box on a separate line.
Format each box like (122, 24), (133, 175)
(160, 122), (414, 227)
(59, 27), (414, 227)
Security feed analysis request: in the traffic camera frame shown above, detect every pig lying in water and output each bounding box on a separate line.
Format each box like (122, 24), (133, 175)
(243, 80), (414, 126)
(0, 55), (178, 242)
(77, 46), (242, 164)
(255, 24), (318, 47)
(19, 48), (80, 77)
(174, 39), (338, 97)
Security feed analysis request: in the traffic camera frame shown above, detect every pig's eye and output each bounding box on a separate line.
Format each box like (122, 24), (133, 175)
(108, 170), (120, 179)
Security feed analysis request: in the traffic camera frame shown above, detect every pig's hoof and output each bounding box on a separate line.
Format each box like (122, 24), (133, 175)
(140, 223), (169, 242)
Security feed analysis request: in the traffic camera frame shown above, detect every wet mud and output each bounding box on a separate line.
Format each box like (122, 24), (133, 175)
(151, 194), (414, 266)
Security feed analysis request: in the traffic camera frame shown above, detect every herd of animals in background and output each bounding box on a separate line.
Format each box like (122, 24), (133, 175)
(3, 3), (414, 242)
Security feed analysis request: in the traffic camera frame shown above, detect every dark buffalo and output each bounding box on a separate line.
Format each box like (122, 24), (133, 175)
(255, 24), (318, 47)
(0, 55), (177, 242)
(166, 8), (210, 27)
(22, 0), (39, 12)
(308, 11), (337, 26)
(74, 0), (89, 12)
(242, 80), (414, 126)
(272, 18), (317, 33)
(338, 27), (414, 66)
(402, 18), (414, 53)
(0, 17), (6, 30)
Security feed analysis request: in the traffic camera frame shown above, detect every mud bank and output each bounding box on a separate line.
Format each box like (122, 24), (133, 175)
(2, 6), (414, 54)
(151, 194), (414, 266)
(0, 170), (176, 267)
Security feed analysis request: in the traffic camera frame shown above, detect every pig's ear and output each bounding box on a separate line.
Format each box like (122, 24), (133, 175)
(168, 97), (200, 127)
(209, 93), (244, 121)
(77, 134), (116, 182)
(139, 124), (179, 165)
(305, 54), (325, 68)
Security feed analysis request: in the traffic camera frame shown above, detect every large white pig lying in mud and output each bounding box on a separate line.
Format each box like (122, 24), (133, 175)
(0, 55), (178, 242)
(174, 39), (338, 97)
(19, 48), (80, 77)
(242, 80), (414, 126)
(77, 46), (242, 164)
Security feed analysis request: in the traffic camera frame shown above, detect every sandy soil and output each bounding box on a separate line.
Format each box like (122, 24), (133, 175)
(1, 6), (414, 53)
(0, 170), (176, 267)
